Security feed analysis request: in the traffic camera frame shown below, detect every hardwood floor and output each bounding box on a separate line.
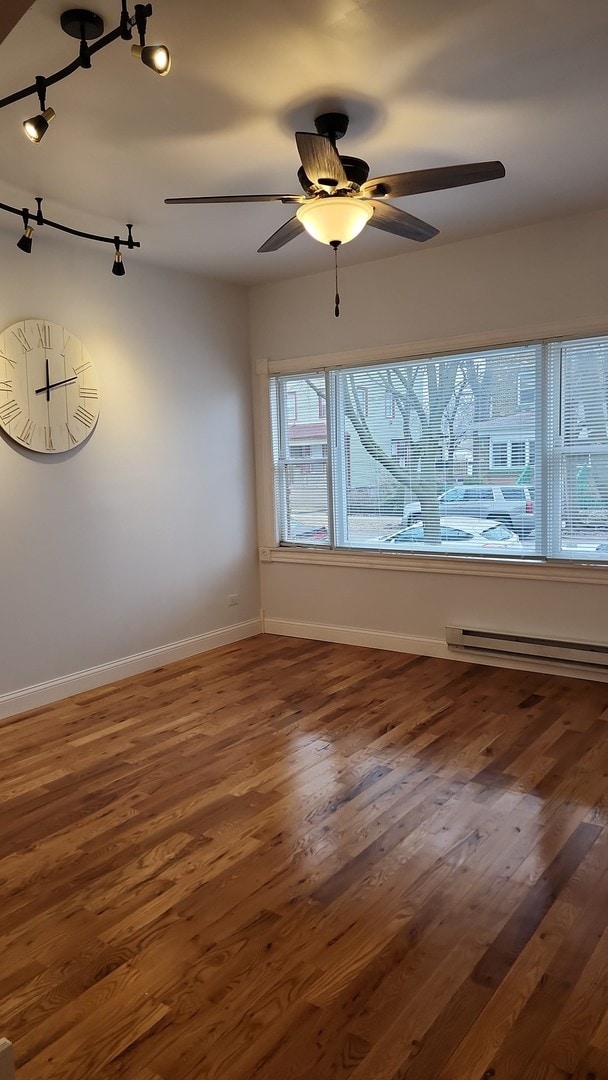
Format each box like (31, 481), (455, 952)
(1, 635), (608, 1079)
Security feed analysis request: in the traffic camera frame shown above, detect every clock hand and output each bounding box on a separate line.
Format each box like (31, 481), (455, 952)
(45, 357), (50, 403)
(35, 375), (77, 395)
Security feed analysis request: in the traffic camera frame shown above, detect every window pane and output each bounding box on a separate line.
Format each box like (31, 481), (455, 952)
(268, 336), (608, 563)
(336, 347), (537, 554)
(556, 338), (608, 559)
(272, 375), (329, 545)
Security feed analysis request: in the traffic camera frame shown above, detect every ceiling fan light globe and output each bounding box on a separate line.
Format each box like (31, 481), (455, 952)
(131, 43), (171, 75)
(296, 198), (372, 245)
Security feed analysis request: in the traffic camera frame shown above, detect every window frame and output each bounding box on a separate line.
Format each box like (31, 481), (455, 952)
(258, 327), (608, 578)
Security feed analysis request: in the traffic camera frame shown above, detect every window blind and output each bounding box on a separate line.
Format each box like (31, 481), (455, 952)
(270, 335), (608, 563)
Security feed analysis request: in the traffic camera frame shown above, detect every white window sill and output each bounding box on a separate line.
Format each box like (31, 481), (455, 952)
(260, 545), (608, 585)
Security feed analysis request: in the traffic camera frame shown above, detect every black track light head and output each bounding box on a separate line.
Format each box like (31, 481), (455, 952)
(17, 225), (34, 253)
(112, 238), (125, 276)
(131, 3), (170, 75)
(131, 42), (171, 75)
(23, 107), (55, 143)
(24, 76), (55, 143)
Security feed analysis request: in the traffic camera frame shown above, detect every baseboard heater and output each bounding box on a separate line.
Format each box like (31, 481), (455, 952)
(446, 626), (608, 670)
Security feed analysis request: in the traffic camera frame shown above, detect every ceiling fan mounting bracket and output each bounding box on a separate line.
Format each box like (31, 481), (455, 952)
(60, 9), (105, 40)
(315, 112), (349, 143)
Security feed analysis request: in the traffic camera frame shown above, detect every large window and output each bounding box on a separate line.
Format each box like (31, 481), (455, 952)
(270, 336), (608, 562)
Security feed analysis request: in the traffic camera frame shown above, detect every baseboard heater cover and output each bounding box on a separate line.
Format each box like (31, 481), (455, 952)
(446, 626), (608, 669)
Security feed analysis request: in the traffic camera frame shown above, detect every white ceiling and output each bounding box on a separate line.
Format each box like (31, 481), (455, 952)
(1, 0), (608, 284)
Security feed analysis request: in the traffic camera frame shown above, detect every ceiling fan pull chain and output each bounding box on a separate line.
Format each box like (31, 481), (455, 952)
(331, 240), (341, 318)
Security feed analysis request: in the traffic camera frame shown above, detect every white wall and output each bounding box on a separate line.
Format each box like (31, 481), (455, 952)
(1, 237), (260, 715)
(250, 208), (608, 675)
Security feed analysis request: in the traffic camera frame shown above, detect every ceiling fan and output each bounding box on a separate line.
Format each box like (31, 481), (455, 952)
(164, 111), (506, 254)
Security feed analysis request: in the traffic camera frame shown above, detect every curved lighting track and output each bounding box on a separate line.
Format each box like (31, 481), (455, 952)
(1, 197), (140, 275)
(0, 3), (170, 122)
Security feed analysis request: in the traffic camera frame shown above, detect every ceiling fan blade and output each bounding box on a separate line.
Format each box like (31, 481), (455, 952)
(257, 215), (305, 253)
(362, 161), (506, 200)
(164, 194), (304, 205)
(368, 201), (439, 242)
(295, 132), (348, 189)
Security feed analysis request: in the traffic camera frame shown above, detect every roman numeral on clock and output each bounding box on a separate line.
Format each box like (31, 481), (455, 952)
(0, 400), (21, 424)
(0, 380), (12, 393)
(0, 350), (17, 369)
(37, 323), (52, 350)
(12, 327), (32, 353)
(17, 419), (36, 446)
(79, 386), (99, 399)
(44, 426), (55, 451)
(73, 360), (91, 375)
(73, 405), (95, 428)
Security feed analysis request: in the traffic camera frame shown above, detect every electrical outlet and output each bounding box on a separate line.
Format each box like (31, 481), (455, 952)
(228, 594), (239, 606)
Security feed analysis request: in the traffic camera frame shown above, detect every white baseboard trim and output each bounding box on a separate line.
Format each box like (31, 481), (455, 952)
(0, 618), (263, 721)
(263, 617), (608, 683)
(264, 617), (446, 658)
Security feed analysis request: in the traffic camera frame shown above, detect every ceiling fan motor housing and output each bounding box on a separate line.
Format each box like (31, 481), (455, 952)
(339, 156), (370, 187)
(297, 156), (370, 193)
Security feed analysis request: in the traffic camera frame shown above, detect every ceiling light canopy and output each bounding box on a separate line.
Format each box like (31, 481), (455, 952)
(296, 198), (373, 246)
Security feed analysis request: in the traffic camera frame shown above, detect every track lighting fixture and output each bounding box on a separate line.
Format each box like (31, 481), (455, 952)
(112, 238), (126, 276)
(2, 196), (139, 277)
(23, 76), (55, 144)
(0, 4), (171, 141)
(17, 210), (34, 253)
(130, 43), (171, 76)
(17, 227), (34, 254)
(23, 108), (55, 144)
(131, 3), (171, 75)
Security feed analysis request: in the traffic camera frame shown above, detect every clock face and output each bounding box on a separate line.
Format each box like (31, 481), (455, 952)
(0, 319), (100, 453)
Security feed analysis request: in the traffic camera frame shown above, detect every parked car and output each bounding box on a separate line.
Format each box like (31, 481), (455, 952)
(286, 521), (329, 543)
(401, 484), (535, 536)
(381, 516), (522, 551)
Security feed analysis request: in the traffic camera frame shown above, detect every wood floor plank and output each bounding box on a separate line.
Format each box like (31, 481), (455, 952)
(1, 634), (608, 1078)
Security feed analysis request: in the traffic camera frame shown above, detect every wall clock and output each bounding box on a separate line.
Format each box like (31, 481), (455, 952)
(0, 319), (100, 453)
